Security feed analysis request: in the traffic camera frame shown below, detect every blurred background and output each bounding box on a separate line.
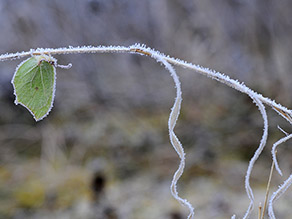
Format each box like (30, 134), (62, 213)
(1, 0), (292, 218)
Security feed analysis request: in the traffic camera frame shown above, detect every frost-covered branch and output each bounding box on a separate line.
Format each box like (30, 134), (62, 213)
(243, 95), (268, 219)
(153, 54), (194, 218)
(268, 174), (292, 219)
(2, 44), (292, 218)
(272, 133), (292, 176)
(1, 44), (291, 122)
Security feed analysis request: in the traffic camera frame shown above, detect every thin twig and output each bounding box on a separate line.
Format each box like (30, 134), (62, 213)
(261, 154), (276, 219)
(2, 44), (292, 218)
(268, 174), (292, 219)
(272, 133), (292, 176)
(258, 203), (262, 219)
(1, 45), (292, 122)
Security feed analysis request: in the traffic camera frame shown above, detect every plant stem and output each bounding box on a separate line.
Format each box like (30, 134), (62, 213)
(261, 154), (276, 219)
(258, 203), (262, 219)
(1, 45), (291, 121)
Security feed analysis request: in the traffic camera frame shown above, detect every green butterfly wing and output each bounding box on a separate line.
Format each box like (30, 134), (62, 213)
(11, 56), (56, 121)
